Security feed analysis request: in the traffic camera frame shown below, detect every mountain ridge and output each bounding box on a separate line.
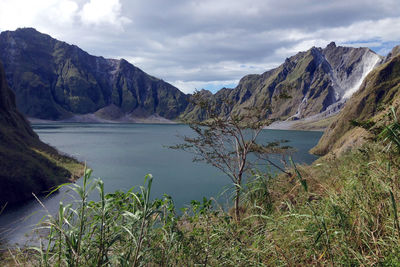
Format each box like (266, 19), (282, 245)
(0, 28), (188, 121)
(0, 28), (385, 125)
(181, 42), (382, 123)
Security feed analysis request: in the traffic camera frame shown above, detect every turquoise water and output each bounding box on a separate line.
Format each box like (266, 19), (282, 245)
(0, 123), (322, 246)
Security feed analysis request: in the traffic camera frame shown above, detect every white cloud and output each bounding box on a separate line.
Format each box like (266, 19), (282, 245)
(0, 0), (400, 94)
(80, 0), (131, 30)
(47, 0), (79, 24)
(185, 0), (267, 17)
(333, 18), (400, 43)
(0, 0), (78, 31)
(273, 17), (400, 59)
(170, 80), (239, 94)
(0, 0), (131, 34)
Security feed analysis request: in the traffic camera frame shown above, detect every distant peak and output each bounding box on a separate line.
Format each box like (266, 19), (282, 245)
(15, 27), (40, 34)
(385, 44), (400, 62)
(390, 45), (400, 57)
(119, 58), (129, 64)
(10, 27), (52, 40)
(196, 89), (213, 95)
(310, 46), (321, 52)
(326, 42), (336, 49)
(118, 58), (139, 70)
(117, 58), (131, 68)
(16, 27), (37, 31)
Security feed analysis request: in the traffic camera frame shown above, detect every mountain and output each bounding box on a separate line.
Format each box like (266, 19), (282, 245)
(0, 28), (384, 124)
(0, 59), (81, 207)
(311, 46), (400, 156)
(0, 28), (188, 121)
(182, 42), (382, 122)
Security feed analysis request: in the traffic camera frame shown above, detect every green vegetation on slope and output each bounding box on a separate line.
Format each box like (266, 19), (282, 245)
(0, 60), (83, 207)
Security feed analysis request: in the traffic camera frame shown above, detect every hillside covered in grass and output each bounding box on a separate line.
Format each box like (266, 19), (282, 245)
(0, 60), (82, 207)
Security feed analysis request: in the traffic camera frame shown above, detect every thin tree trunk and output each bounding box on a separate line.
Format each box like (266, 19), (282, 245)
(234, 175), (242, 222)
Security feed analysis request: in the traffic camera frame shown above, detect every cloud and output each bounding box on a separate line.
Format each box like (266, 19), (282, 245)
(0, 0), (131, 34)
(0, 0), (78, 31)
(275, 17), (400, 57)
(113, 0), (400, 92)
(80, 0), (131, 30)
(170, 80), (239, 94)
(0, 0), (400, 93)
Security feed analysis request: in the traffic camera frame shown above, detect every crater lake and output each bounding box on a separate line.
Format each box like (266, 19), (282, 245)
(0, 123), (322, 246)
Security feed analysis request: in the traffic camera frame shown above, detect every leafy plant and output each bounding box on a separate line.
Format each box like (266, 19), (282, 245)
(26, 169), (179, 266)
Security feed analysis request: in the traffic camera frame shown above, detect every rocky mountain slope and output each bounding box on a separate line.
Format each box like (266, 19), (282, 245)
(0, 59), (81, 207)
(311, 45), (400, 156)
(182, 42), (382, 122)
(0, 28), (188, 121)
(0, 28), (385, 125)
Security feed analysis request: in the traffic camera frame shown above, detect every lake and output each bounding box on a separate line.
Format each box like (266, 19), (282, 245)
(0, 123), (322, 246)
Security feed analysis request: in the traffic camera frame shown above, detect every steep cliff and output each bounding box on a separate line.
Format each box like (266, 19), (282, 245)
(0, 60), (81, 207)
(0, 28), (386, 125)
(0, 28), (188, 121)
(181, 42), (381, 122)
(311, 48), (400, 156)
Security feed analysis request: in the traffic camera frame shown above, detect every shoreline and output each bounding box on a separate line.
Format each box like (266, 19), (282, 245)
(29, 114), (336, 132)
(28, 114), (179, 124)
(265, 114), (338, 132)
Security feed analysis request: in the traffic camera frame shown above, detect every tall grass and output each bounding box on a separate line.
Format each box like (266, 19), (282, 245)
(13, 169), (179, 266)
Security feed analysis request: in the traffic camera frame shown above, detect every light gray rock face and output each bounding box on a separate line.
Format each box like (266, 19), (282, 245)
(293, 42), (382, 119)
(311, 48), (400, 155)
(323, 42), (382, 100)
(182, 42), (383, 122)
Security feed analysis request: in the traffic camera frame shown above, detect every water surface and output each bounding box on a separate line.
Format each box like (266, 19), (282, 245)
(0, 123), (322, 246)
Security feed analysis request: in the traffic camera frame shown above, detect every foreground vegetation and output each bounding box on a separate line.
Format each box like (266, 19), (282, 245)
(2, 118), (400, 266)
(1, 147), (399, 265)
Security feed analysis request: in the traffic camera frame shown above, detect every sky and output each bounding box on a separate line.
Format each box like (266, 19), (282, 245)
(0, 0), (399, 93)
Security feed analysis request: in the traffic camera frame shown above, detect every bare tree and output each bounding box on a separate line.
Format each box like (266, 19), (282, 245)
(172, 91), (291, 222)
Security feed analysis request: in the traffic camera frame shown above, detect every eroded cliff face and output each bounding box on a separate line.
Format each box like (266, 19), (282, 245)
(0, 28), (188, 121)
(181, 42), (382, 122)
(0, 60), (79, 207)
(311, 50), (400, 156)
